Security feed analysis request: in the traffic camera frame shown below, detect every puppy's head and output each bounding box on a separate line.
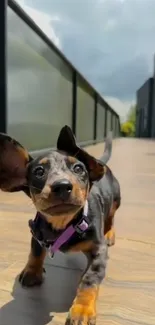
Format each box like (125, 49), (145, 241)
(0, 126), (105, 230)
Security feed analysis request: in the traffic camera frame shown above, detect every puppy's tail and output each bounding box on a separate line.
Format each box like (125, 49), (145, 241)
(100, 131), (113, 164)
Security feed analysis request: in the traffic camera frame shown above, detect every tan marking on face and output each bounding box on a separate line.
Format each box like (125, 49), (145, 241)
(30, 184), (51, 207)
(31, 193), (50, 211)
(30, 176), (90, 231)
(30, 167), (90, 230)
(32, 177), (89, 211)
(68, 156), (77, 164)
(72, 179), (90, 201)
(44, 210), (79, 230)
(41, 185), (51, 199)
(39, 157), (48, 164)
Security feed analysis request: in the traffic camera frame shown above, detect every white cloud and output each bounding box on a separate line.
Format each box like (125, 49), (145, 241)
(16, 0), (155, 121)
(16, 0), (61, 48)
(104, 19), (117, 31)
(105, 96), (135, 122)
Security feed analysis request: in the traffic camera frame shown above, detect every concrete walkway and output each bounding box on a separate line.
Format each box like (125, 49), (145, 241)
(0, 138), (155, 325)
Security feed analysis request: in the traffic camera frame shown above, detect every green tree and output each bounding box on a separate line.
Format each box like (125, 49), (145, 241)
(128, 104), (136, 125)
(121, 104), (136, 137)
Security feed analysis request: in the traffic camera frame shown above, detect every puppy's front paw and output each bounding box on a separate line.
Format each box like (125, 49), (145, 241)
(19, 266), (44, 287)
(65, 287), (97, 325)
(65, 306), (96, 325)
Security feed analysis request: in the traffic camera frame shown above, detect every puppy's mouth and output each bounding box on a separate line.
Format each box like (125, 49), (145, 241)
(42, 203), (81, 215)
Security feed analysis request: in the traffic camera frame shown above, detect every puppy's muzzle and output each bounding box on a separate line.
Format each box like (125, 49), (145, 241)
(51, 179), (73, 201)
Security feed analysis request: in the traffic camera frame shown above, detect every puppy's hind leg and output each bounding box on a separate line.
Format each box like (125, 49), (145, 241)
(104, 201), (118, 247)
(105, 221), (115, 247)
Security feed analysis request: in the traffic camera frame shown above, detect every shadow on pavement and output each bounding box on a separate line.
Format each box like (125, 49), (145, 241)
(0, 252), (87, 325)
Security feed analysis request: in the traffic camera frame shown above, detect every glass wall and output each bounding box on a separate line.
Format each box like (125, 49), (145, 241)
(7, 8), (73, 150)
(96, 102), (105, 140)
(76, 77), (94, 142)
(6, 4), (120, 150)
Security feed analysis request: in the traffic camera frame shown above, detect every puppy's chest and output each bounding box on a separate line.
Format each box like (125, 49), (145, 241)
(59, 227), (95, 252)
(30, 215), (95, 254)
(42, 224), (95, 253)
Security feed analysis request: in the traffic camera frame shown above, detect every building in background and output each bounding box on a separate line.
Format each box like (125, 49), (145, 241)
(136, 78), (154, 138)
(136, 55), (155, 138)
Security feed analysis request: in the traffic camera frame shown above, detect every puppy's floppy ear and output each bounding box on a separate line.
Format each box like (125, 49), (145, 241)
(0, 133), (32, 192)
(57, 125), (105, 181)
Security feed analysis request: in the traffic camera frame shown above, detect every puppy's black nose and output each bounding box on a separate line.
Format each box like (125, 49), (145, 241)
(52, 179), (73, 200)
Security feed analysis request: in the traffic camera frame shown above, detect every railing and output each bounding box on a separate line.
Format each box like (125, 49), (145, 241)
(1, 0), (120, 153)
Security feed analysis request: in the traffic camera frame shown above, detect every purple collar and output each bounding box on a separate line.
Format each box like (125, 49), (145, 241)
(48, 200), (89, 257)
(29, 201), (89, 258)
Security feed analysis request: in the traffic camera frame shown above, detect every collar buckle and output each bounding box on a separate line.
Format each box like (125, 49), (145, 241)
(74, 218), (89, 235)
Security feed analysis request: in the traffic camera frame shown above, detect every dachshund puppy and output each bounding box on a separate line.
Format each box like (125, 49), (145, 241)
(0, 126), (121, 325)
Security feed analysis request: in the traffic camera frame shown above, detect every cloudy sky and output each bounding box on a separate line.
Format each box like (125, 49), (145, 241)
(17, 0), (155, 120)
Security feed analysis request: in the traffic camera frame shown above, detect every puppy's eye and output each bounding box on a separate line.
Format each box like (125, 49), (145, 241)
(73, 164), (84, 175)
(33, 166), (45, 178)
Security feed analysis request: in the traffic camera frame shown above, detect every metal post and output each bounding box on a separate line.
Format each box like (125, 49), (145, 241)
(118, 118), (121, 137)
(0, 0), (7, 133)
(113, 115), (115, 137)
(104, 108), (107, 138)
(115, 116), (117, 137)
(93, 93), (97, 141)
(110, 110), (113, 132)
(72, 70), (77, 135)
